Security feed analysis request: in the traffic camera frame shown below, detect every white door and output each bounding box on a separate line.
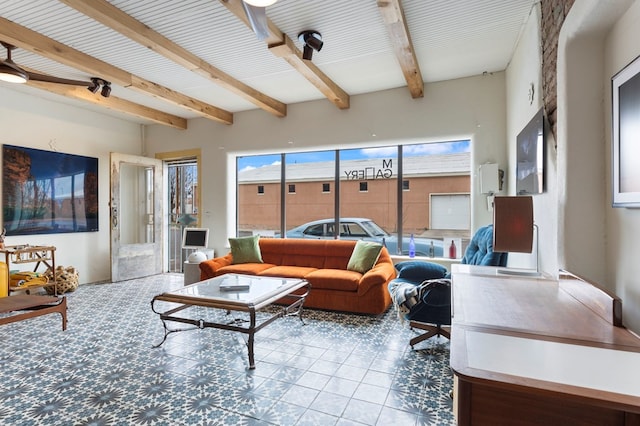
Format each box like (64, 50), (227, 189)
(110, 153), (163, 282)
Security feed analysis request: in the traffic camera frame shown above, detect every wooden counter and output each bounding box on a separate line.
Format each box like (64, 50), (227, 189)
(450, 265), (640, 425)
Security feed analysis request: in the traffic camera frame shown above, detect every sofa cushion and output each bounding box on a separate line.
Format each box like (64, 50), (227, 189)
(217, 263), (275, 275)
(347, 241), (383, 274)
(304, 269), (361, 291)
(394, 260), (447, 283)
(258, 265), (317, 279)
(229, 235), (263, 264)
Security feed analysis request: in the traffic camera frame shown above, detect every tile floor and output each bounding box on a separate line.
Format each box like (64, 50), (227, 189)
(0, 274), (454, 425)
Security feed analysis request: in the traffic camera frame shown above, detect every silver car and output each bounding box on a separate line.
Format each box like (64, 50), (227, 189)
(285, 218), (444, 257)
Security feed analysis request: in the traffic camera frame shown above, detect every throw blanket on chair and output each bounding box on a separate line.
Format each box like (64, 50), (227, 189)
(389, 278), (451, 322)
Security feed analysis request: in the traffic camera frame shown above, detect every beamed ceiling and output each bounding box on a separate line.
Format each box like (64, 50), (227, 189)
(0, 0), (537, 130)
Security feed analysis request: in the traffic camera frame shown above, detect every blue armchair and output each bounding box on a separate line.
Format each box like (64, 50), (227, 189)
(389, 225), (507, 348)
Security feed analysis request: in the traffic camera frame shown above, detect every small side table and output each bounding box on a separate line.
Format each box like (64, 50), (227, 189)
(0, 245), (57, 295)
(183, 261), (202, 285)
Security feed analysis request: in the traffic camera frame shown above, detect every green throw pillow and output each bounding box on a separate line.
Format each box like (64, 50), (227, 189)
(347, 240), (383, 274)
(229, 235), (263, 264)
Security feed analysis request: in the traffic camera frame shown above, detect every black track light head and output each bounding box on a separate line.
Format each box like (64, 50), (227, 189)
(87, 77), (100, 94)
(88, 78), (111, 97)
(298, 30), (323, 61)
(100, 82), (111, 98)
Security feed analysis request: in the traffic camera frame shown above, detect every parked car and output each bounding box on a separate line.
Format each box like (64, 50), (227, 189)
(285, 218), (444, 257)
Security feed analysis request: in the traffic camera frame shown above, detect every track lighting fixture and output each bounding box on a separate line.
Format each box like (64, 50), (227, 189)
(100, 82), (111, 97)
(88, 78), (100, 94)
(87, 77), (111, 98)
(298, 30), (323, 61)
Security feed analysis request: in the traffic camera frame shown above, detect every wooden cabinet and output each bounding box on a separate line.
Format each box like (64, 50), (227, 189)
(450, 265), (640, 425)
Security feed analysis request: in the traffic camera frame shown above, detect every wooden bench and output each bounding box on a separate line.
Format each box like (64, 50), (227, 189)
(0, 294), (67, 330)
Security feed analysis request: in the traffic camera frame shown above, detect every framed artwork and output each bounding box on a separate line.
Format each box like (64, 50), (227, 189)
(612, 55), (640, 207)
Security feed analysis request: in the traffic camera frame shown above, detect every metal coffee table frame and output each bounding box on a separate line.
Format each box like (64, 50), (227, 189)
(151, 274), (310, 369)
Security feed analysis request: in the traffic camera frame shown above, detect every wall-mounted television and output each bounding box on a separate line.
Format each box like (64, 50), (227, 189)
(516, 108), (545, 194)
(182, 227), (209, 249)
(2, 145), (99, 236)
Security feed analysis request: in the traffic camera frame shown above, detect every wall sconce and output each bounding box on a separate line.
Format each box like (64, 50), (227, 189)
(492, 195), (539, 276)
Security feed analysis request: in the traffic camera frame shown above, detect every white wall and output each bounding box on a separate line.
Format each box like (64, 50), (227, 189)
(603, 0), (640, 331)
(145, 75), (508, 257)
(505, 2), (559, 274)
(0, 86), (143, 284)
(557, 0), (638, 330)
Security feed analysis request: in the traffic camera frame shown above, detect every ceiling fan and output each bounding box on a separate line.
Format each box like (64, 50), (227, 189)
(241, 0), (276, 40)
(0, 42), (112, 97)
(240, 0), (323, 61)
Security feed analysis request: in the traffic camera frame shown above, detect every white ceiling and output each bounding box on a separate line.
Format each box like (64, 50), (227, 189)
(0, 0), (537, 126)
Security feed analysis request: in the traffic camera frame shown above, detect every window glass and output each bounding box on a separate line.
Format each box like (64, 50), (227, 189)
(401, 141), (471, 257)
(167, 159), (197, 271)
(235, 141), (471, 248)
(339, 146), (398, 251)
(303, 223), (325, 236)
(237, 154), (281, 237)
(284, 151), (335, 236)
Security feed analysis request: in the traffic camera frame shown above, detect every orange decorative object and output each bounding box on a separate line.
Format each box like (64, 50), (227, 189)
(0, 261), (8, 298)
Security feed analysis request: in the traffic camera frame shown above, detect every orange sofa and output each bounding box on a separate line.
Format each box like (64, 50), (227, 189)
(199, 238), (396, 315)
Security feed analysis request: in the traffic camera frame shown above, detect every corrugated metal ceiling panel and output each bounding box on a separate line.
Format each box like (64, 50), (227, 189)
(0, 0), (537, 123)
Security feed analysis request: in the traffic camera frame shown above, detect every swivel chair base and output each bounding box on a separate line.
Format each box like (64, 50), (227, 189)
(409, 321), (450, 348)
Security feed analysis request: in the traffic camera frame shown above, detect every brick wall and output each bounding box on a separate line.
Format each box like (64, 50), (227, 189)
(540, 0), (575, 138)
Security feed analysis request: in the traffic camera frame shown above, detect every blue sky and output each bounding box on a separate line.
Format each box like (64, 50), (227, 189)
(238, 140), (470, 172)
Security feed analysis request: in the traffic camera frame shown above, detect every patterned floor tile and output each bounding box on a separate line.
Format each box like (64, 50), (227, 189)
(0, 273), (455, 425)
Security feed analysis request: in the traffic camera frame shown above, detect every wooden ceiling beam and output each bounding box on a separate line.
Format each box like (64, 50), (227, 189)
(377, 0), (424, 98)
(59, 0), (286, 118)
(269, 35), (349, 109)
(0, 16), (232, 124)
(219, 0), (350, 110)
(27, 80), (188, 130)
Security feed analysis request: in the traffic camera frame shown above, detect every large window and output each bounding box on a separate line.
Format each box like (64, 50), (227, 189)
(237, 154), (281, 237)
(285, 150), (335, 233)
(340, 146), (398, 243)
(236, 141), (470, 254)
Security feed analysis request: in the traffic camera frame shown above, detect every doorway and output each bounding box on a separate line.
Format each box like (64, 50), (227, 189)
(155, 149), (202, 273)
(109, 153), (163, 282)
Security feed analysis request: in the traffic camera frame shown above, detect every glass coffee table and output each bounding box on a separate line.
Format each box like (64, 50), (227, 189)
(151, 273), (310, 369)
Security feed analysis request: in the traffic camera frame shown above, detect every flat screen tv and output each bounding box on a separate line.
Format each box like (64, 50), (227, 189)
(182, 227), (209, 249)
(516, 108), (545, 194)
(2, 145), (99, 236)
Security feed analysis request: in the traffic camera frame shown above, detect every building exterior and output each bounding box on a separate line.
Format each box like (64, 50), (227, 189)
(238, 152), (470, 238)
